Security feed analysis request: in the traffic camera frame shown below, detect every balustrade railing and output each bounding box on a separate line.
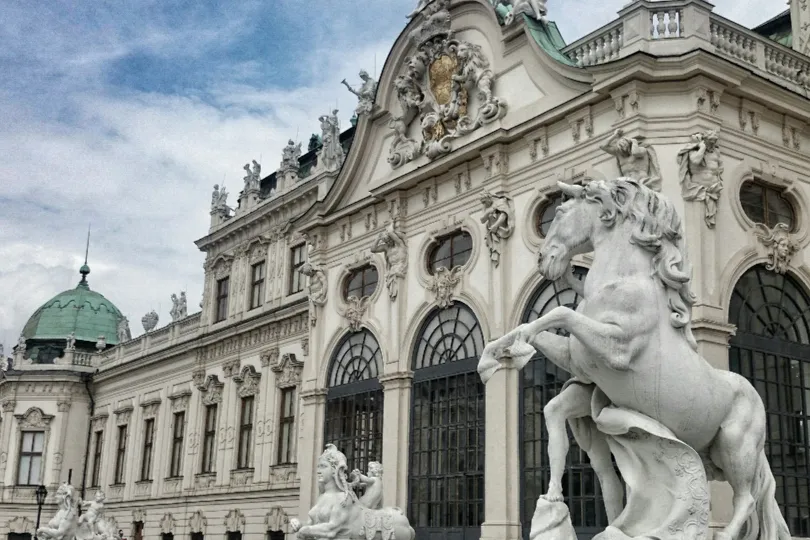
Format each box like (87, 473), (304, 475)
(764, 45), (810, 87)
(564, 21), (623, 67)
(650, 8), (682, 39)
(73, 352), (95, 367)
(710, 20), (757, 65)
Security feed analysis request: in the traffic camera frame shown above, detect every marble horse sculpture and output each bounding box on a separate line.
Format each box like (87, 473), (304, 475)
(292, 444), (415, 540)
(478, 178), (790, 540)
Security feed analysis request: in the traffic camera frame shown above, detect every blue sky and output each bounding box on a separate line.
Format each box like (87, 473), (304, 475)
(0, 0), (785, 351)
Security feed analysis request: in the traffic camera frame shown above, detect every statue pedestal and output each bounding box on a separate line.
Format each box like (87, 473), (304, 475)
(528, 499), (576, 540)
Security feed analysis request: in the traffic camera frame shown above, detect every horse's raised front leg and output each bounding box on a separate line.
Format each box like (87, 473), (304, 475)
(479, 327), (571, 382)
(519, 306), (638, 371)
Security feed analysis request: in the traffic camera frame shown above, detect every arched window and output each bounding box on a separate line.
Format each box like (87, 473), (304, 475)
(343, 265), (379, 300)
(409, 303), (486, 540)
(520, 267), (610, 539)
(427, 231), (473, 274)
(729, 265), (810, 537)
(323, 329), (384, 473)
(535, 193), (564, 238)
(740, 181), (796, 231)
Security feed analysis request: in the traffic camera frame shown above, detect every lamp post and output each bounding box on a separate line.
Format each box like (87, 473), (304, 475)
(34, 485), (47, 540)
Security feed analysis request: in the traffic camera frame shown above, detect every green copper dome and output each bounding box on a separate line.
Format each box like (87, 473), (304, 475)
(21, 265), (124, 346)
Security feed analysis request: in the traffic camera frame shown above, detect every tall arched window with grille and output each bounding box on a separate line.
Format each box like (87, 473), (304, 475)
(728, 265), (810, 537)
(408, 302), (486, 540)
(323, 329), (384, 474)
(519, 267), (610, 540)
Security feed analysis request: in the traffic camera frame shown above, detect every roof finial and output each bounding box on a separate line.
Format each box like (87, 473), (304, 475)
(79, 224), (91, 286)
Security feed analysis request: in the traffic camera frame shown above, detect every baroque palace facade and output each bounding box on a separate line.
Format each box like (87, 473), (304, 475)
(3, 1), (810, 540)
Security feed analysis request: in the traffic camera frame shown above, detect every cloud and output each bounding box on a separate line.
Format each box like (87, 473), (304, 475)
(0, 0), (789, 352)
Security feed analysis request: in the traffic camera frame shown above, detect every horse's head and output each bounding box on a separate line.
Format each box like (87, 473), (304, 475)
(538, 182), (595, 280)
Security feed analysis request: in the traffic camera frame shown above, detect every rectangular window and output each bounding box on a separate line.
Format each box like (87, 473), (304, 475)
(277, 387), (297, 464)
(17, 431), (44, 485)
(237, 396), (254, 469)
(191, 533), (204, 540)
(140, 418), (155, 481)
(133, 521), (144, 540)
(201, 404), (218, 473)
(227, 533), (241, 540)
(91, 430), (104, 487)
(162, 534), (174, 540)
(216, 277), (230, 322)
(250, 261), (266, 310)
(289, 245), (306, 294)
(114, 425), (127, 484)
(169, 412), (185, 477)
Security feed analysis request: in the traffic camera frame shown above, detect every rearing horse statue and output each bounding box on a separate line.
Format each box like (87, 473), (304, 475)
(478, 178), (790, 540)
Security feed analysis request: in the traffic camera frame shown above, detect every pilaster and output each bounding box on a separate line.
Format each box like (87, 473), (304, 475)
(296, 388), (327, 522)
(480, 358), (521, 540)
(379, 371), (413, 509)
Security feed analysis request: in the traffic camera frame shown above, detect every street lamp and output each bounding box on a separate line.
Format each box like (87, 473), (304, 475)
(34, 485), (47, 540)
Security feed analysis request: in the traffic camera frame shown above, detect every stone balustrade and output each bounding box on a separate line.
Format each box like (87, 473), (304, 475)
(558, 0), (809, 95)
(99, 312), (201, 367)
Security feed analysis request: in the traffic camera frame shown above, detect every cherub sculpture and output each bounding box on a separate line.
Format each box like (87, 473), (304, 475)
(350, 461), (383, 510)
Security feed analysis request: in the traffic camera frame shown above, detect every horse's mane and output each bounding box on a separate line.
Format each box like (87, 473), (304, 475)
(585, 178), (698, 350)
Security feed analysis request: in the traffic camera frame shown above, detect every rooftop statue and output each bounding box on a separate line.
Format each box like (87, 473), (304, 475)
(65, 332), (76, 351)
(599, 129), (662, 191)
(290, 444), (415, 540)
(36, 483), (78, 540)
(117, 317), (131, 342)
(317, 110), (345, 173)
(676, 130), (723, 228)
(170, 292), (188, 322)
(478, 178), (790, 540)
(141, 310), (159, 333)
(342, 70), (378, 116)
(281, 139), (303, 173)
(500, 0), (548, 25)
(211, 184), (230, 213)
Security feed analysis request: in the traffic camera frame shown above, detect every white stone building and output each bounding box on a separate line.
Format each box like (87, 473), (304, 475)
(2, 1), (810, 540)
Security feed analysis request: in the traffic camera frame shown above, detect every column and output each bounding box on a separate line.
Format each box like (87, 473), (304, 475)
(296, 389), (326, 521)
(480, 357), (521, 540)
(257, 354), (278, 483)
(379, 372), (413, 509)
(0, 401), (17, 496)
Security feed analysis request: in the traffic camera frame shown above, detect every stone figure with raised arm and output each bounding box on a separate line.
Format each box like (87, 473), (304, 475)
(501, 0), (548, 25)
(478, 178), (790, 540)
(351, 461), (384, 510)
(600, 129), (662, 191)
(406, 0), (433, 19)
(37, 483), (79, 540)
(290, 444), (414, 540)
(77, 490), (106, 539)
(252, 159), (261, 185)
(342, 70), (378, 116)
(370, 219), (408, 300)
(676, 129), (723, 228)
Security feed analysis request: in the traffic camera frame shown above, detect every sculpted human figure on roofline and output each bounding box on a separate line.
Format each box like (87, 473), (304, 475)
(478, 178), (790, 540)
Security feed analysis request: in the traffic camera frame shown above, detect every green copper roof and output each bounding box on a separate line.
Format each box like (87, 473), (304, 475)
(524, 16), (576, 67)
(22, 266), (124, 345)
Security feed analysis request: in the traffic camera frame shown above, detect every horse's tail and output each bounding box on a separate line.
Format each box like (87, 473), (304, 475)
(743, 450), (791, 540)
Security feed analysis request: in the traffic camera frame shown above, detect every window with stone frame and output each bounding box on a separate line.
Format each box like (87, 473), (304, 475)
(191, 533), (204, 540)
(140, 418), (155, 481)
(90, 430), (103, 487)
(427, 230), (473, 274)
(289, 244), (306, 294)
(237, 396), (254, 469)
(114, 424), (127, 484)
(17, 431), (44, 486)
(343, 264), (379, 300)
(277, 387), (297, 464)
(216, 277), (230, 322)
(250, 261), (266, 310)
(740, 180), (797, 231)
(133, 521), (144, 540)
(169, 411), (185, 477)
(535, 192), (565, 238)
(201, 404), (218, 474)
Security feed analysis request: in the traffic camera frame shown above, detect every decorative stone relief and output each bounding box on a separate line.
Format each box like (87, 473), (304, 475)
(199, 375), (224, 405)
(526, 127), (549, 162)
(782, 115), (803, 150)
(8, 516), (34, 534)
(500, 0), (548, 25)
(224, 510), (246, 533)
(613, 90), (640, 119)
(194, 473), (216, 489)
(738, 101), (760, 135)
(453, 163), (472, 194)
(192, 369), (206, 389)
(1, 400), (15, 412)
(300, 261), (327, 326)
(365, 206), (379, 232)
(480, 145), (509, 179)
(696, 87), (722, 115)
(230, 469), (254, 486)
(114, 406), (132, 426)
(754, 223), (798, 274)
(57, 401), (71, 413)
(342, 70), (378, 116)
(15, 407), (54, 429)
(140, 399), (160, 420)
(159, 514), (175, 535)
(599, 129), (662, 191)
(91, 415), (108, 432)
(344, 296), (371, 332)
(676, 130), (723, 228)
(388, 0), (507, 168)
(272, 353), (304, 389)
(428, 266), (463, 308)
(234, 365), (261, 398)
(370, 220), (408, 300)
(164, 478), (182, 494)
(567, 108), (592, 143)
(270, 464), (298, 486)
(222, 358), (241, 379)
(189, 511), (207, 534)
(132, 509), (146, 525)
(260, 347), (280, 368)
(265, 507), (290, 533)
(480, 190), (514, 267)
(170, 392), (191, 412)
(141, 310), (159, 333)
(301, 337), (309, 357)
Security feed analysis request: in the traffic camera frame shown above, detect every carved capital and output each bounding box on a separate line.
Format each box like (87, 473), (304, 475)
(260, 347), (280, 367)
(222, 358), (241, 378)
(1, 400), (16, 413)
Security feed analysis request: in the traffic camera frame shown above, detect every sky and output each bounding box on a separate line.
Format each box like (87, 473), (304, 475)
(0, 0), (785, 352)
